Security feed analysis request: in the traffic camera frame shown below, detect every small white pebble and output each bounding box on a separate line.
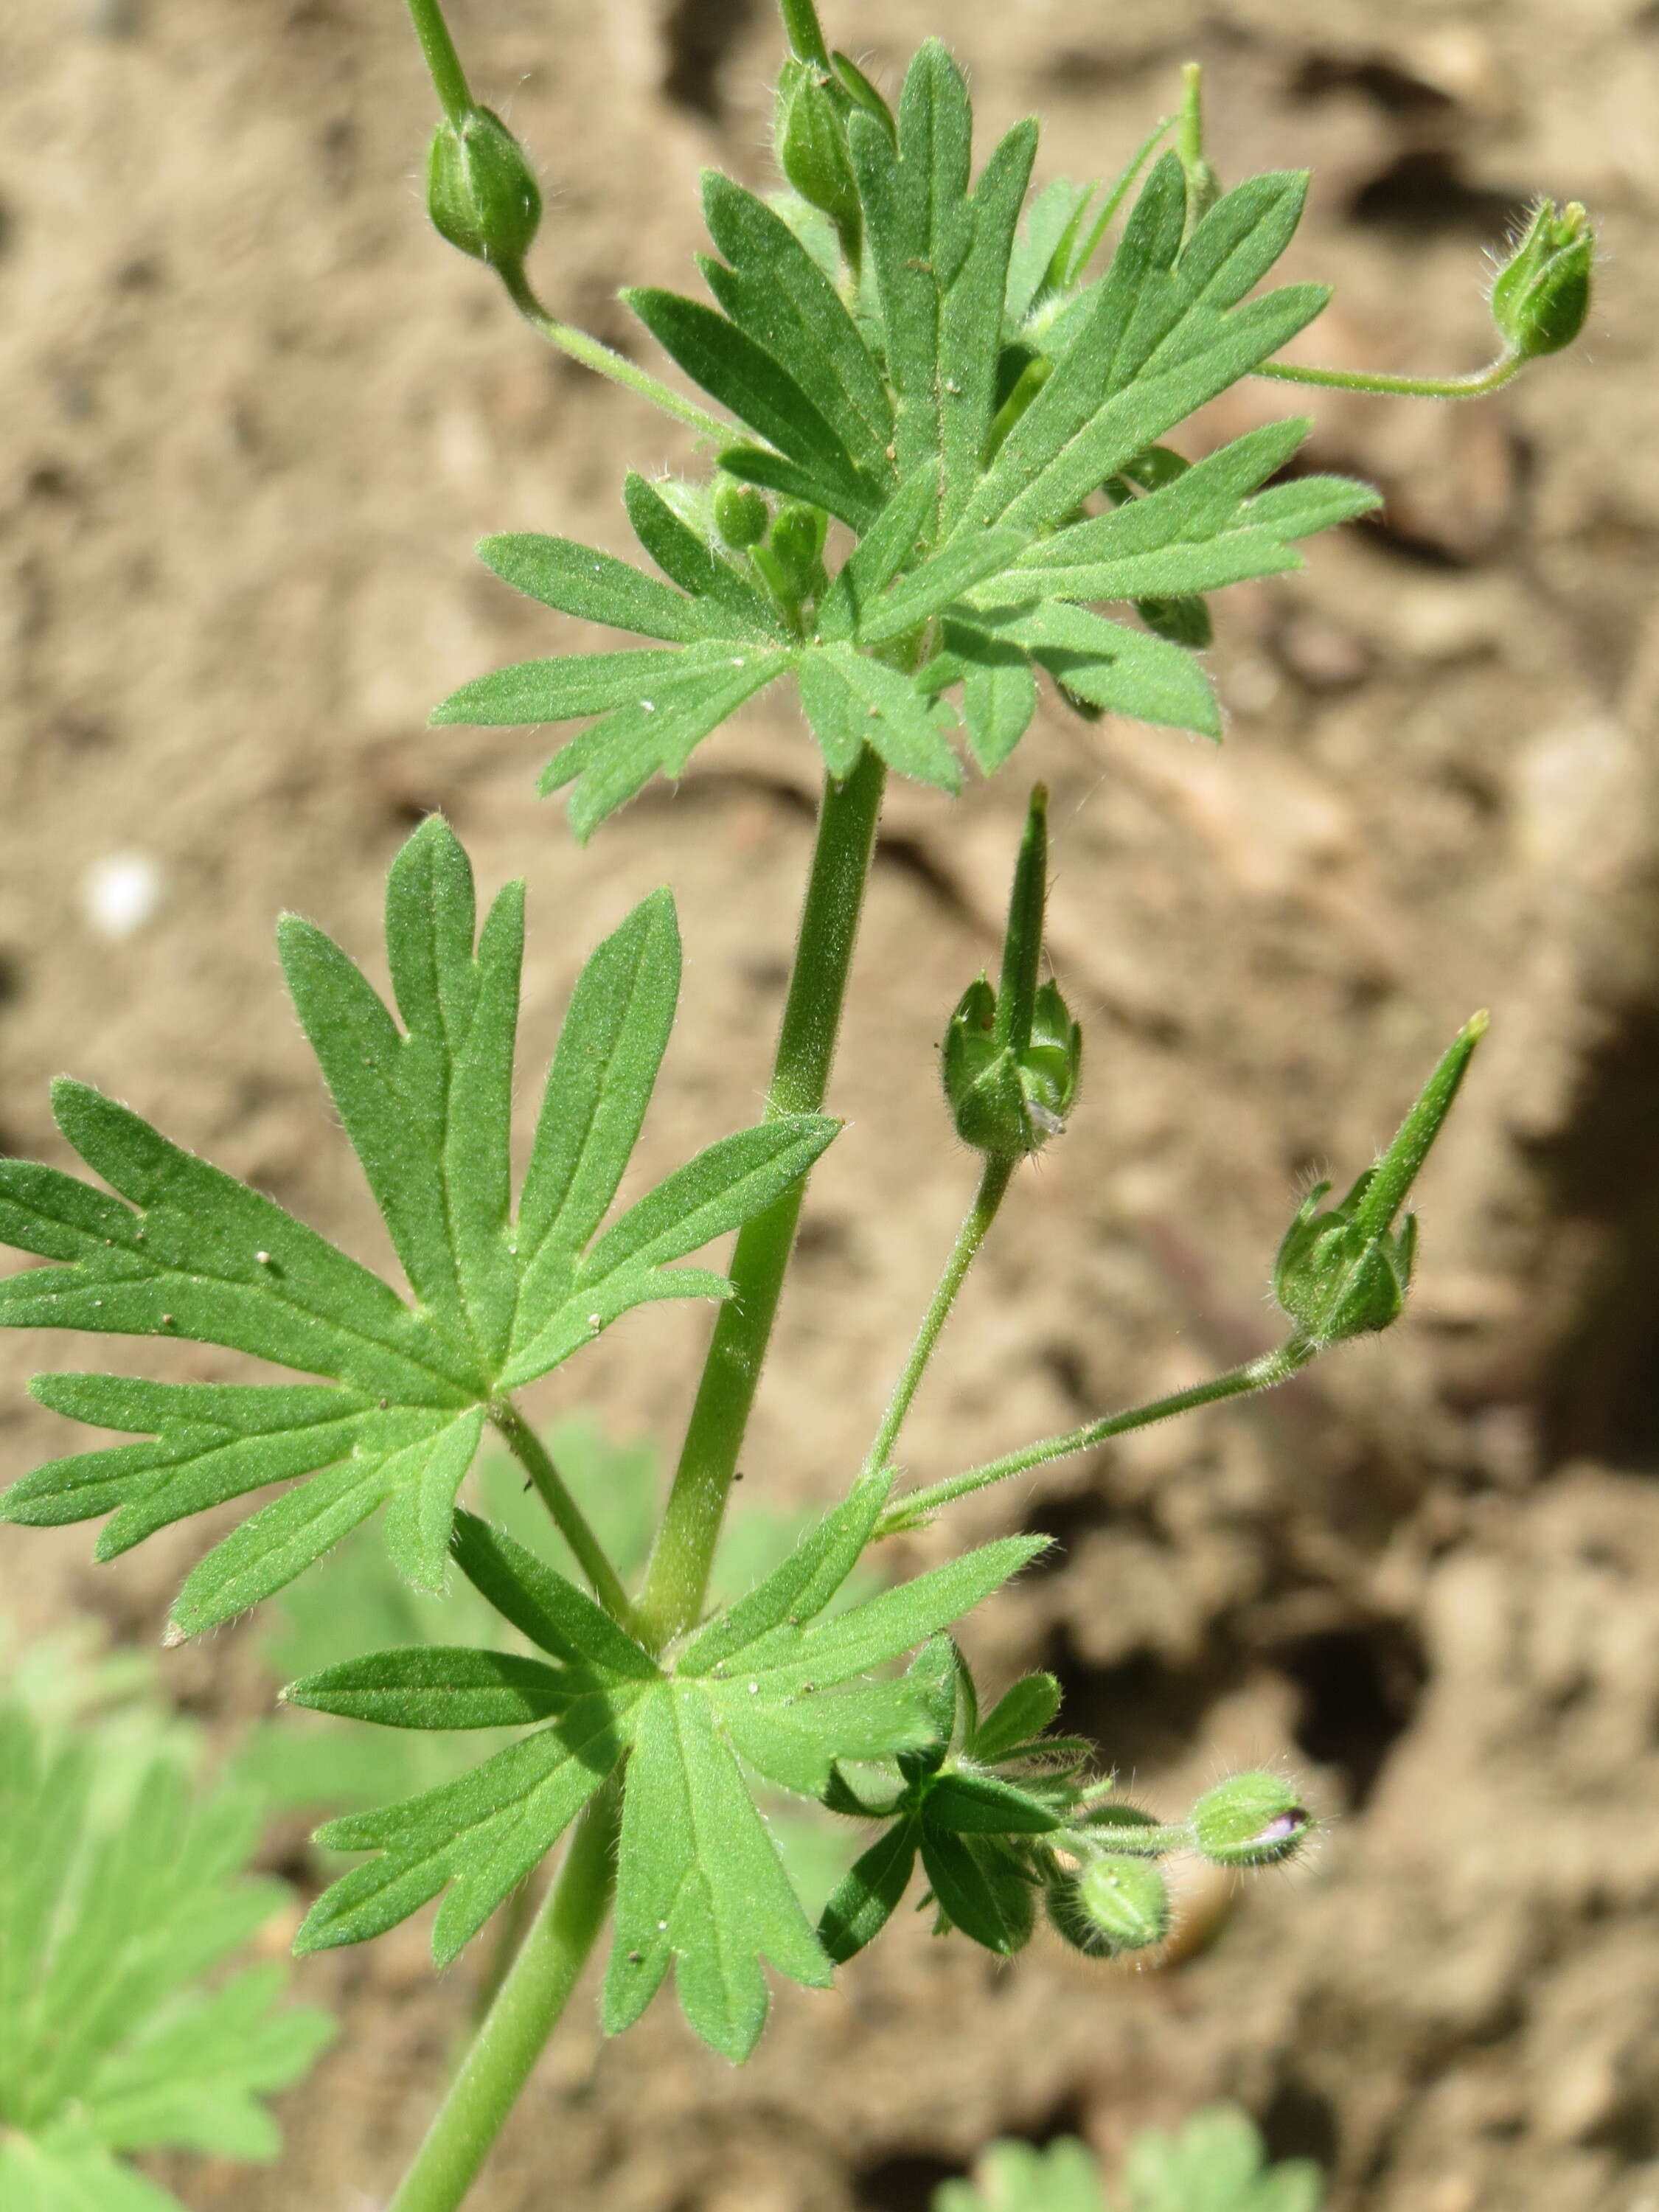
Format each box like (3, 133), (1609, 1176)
(82, 852), (163, 940)
(641, 700), (655, 713)
(588, 1312), (602, 1329)
(657, 1919), (667, 1932)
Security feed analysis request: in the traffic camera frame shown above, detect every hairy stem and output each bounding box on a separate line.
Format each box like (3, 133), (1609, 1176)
(779, 0), (833, 67)
(386, 1782), (619, 2212)
(501, 270), (734, 445)
(637, 748), (888, 1648)
(489, 1399), (634, 1629)
(405, 0), (472, 125)
(877, 1337), (1317, 1534)
(863, 1154), (1015, 1481)
(1256, 352), (1524, 400)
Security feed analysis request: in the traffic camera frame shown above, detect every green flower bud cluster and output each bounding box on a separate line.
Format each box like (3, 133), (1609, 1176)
(942, 788), (1082, 1158)
(426, 105), (541, 279)
(1273, 1012), (1486, 1347)
(717, 488), (829, 619)
(1045, 1774), (1312, 1959)
(820, 1640), (1313, 1969)
(1491, 200), (1594, 361)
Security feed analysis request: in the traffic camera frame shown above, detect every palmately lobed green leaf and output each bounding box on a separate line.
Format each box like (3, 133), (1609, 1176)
(0, 822), (840, 1631)
(300, 1471), (1036, 2056)
(430, 55), (1380, 813)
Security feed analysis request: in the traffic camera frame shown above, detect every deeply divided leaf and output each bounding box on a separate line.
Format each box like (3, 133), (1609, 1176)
(0, 822), (837, 1630)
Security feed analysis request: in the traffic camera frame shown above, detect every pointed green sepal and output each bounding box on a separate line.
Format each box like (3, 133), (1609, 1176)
(1490, 199), (1594, 361)
(941, 788), (1082, 1156)
(426, 107), (541, 277)
(1273, 1012), (1486, 1346)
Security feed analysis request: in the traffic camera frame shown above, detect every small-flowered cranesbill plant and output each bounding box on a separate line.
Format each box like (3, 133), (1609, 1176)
(0, 0), (1593, 2205)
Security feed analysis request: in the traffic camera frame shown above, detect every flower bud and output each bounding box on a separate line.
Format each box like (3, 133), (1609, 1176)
(942, 788), (1082, 1158)
(426, 106), (541, 276)
(1273, 1012), (1485, 1347)
(1077, 1854), (1169, 1951)
(775, 61), (861, 261)
(714, 481), (769, 551)
(1272, 1182), (1414, 1344)
(1491, 201), (1593, 361)
(768, 503), (828, 604)
(1189, 1773), (1312, 1867)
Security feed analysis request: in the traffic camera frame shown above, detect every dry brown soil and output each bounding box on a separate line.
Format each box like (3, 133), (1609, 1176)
(4, 1), (1659, 2208)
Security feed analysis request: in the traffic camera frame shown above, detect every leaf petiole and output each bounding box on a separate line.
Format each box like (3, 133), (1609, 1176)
(487, 1399), (637, 1631)
(875, 1337), (1318, 1534)
(1256, 351), (1526, 401)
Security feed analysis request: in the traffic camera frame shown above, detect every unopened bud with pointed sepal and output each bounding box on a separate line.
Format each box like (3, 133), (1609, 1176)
(1491, 200), (1594, 361)
(426, 105), (541, 277)
(1190, 1772), (1312, 1868)
(767, 503), (829, 605)
(942, 787), (1082, 1158)
(1273, 1012), (1486, 1346)
(1077, 1853), (1170, 1952)
(775, 60), (861, 262)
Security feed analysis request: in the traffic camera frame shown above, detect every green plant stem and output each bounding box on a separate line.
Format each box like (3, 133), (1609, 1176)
(638, 748), (888, 1649)
(489, 1400), (634, 1630)
(863, 1154), (1016, 1481)
(468, 1874), (538, 2031)
(876, 1336), (1317, 1534)
(1178, 61), (1206, 173)
(500, 269), (734, 445)
(406, 0), (473, 125)
(779, 0), (833, 66)
(386, 1782), (619, 2212)
(1256, 352), (1524, 400)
